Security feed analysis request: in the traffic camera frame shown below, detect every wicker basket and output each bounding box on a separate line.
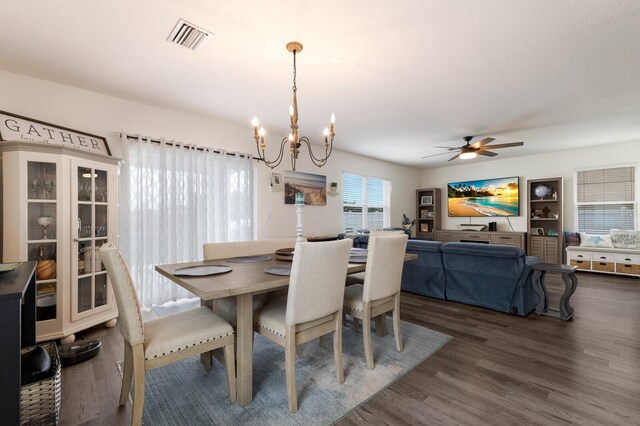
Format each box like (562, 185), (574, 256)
(20, 342), (61, 425)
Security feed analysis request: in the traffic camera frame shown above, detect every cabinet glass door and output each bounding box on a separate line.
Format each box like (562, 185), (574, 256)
(27, 161), (58, 322)
(73, 164), (110, 319)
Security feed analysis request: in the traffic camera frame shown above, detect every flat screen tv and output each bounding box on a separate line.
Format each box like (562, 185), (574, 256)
(447, 176), (520, 217)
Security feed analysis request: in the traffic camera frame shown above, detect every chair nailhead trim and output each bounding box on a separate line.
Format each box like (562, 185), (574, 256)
(257, 323), (285, 338)
(145, 332), (234, 360)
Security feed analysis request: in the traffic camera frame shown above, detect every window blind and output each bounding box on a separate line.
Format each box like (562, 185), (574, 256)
(576, 167), (635, 203)
(342, 173), (389, 231)
(576, 166), (637, 234)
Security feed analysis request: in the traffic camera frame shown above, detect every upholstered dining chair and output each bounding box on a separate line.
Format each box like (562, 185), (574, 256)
(100, 244), (236, 426)
(202, 238), (298, 326)
(345, 229), (405, 286)
(253, 238), (352, 413)
(343, 233), (408, 369)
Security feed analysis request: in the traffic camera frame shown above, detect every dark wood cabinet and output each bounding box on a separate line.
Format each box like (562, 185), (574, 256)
(416, 188), (441, 238)
(527, 177), (563, 263)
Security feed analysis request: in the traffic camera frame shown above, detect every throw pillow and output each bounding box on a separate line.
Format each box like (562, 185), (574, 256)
(579, 233), (614, 248)
(564, 231), (581, 247)
(610, 230), (639, 249)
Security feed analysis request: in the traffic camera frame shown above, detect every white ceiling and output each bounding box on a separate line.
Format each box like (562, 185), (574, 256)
(1, 0), (639, 168)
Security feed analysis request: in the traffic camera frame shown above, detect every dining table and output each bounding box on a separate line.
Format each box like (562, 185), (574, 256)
(155, 251), (417, 406)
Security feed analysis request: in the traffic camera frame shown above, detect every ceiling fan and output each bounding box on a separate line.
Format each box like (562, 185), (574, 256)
(422, 136), (524, 161)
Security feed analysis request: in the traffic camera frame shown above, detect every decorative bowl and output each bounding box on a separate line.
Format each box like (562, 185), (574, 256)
(275, 247), (294, 261)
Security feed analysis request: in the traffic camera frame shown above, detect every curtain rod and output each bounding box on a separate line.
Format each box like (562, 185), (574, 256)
(119, 133), (260, 161)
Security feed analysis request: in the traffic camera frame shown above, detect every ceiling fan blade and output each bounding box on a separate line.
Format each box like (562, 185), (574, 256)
(448, 152), (462, 161)
(433, 145), (460, 151)
(476, 150), (498, 157)
(479, 142), (524, 149)
(469, 137), (495, 149)
(422, 151), (456, 159)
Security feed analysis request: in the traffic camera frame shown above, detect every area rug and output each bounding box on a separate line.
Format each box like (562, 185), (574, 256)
(121, 317), (450, 425)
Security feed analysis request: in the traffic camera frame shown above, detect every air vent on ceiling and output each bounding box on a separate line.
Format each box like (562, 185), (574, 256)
(167, 19), (212, 51)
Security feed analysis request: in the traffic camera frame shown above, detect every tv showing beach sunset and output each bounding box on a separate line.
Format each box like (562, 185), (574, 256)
(447, 176), (520, 217)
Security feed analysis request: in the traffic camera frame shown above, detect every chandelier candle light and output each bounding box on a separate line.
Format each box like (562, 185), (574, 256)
(252, 41), (335, 171)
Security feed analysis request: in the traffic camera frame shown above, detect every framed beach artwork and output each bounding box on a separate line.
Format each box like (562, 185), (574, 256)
(447, 176), (520, 217)
(284, 171), (327, 205)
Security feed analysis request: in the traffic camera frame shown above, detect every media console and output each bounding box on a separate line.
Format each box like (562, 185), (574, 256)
(0, 261), (36, 424)
(433, 230), (527, 252)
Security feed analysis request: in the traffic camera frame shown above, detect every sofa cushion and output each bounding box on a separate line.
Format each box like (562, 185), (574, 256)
(441, 242), (524, 259)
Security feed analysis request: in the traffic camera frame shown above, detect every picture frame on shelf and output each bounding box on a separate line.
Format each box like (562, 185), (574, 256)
(420, 223), (429, 232)
(420, 210), (428, 219)
(531, 227), (544, 236)
(420, 195), (432, 205)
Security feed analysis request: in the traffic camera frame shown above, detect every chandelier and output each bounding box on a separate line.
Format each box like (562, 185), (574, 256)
(251, 41), (335, 171)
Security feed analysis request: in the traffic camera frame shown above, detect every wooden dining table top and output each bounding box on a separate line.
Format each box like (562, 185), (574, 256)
(155, 252), (417, 301)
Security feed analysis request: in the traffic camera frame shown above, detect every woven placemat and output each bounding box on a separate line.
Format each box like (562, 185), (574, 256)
(264, 265), (291, 276)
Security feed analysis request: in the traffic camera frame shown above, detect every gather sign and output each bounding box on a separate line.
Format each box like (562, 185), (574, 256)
(0, 111), (111, 157)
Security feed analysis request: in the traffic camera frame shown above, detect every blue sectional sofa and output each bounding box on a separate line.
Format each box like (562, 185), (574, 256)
(401, 240), (446, 300)
(440, 243), (541, 316)
(347, 236), (541, 316)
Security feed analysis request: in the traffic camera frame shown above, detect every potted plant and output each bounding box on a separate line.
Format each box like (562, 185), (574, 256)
(329, 182), (338, 194)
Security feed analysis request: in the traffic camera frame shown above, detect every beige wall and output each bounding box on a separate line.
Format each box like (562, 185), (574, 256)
(0, 70), (422, 240)
(421, 141), (640, 233)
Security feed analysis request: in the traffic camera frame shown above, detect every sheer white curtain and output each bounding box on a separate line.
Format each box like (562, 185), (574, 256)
(119, 134), (254, 307)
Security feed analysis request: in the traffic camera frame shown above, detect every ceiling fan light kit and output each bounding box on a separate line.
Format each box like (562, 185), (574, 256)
(423, 135), (524, 162)
(251, 41), (335, 171)
(459, 151), (477, 160)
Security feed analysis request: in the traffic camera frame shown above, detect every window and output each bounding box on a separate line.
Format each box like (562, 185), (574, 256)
(342, 172), (391, 231)
(575, 166), (637, 234)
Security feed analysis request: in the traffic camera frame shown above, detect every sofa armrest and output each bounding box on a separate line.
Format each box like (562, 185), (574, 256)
(517, 255), (543, 287)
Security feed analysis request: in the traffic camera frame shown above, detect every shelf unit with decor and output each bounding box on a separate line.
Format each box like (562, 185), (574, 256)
(1, 141), (119, 343)
(416, 188), (441, 238)
(527, 177), (563, 263)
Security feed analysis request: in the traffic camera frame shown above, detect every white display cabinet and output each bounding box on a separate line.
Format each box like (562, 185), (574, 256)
(1, 142), (119, 343)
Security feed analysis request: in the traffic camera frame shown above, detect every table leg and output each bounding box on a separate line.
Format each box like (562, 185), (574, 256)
(532, 269), (548, 314)
(559, 272), (578, 320)
(200, 299), (213, 370)
(236, 293), (253, 405)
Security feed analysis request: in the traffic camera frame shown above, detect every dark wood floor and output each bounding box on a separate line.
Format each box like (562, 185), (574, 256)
(60, 272), (640, 425)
